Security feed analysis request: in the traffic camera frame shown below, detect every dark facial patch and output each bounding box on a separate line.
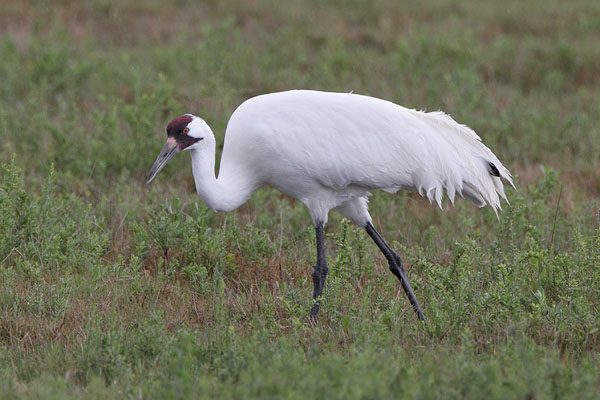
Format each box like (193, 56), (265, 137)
(166, 115), (193, 136)
(166, 115), (201, 150)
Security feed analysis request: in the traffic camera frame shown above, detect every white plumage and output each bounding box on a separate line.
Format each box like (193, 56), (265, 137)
(147, 89), (514, 321)
(215, 90), (512, 222)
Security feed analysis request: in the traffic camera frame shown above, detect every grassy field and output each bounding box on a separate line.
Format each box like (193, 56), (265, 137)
(1, 0), (599, 398)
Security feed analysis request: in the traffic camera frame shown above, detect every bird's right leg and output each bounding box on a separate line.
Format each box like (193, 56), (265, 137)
(309, 221), (328, 321)
(365, 222), (425, 322)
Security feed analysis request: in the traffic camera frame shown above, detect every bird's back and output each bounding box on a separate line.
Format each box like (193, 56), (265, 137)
(219, 90), (512, 212)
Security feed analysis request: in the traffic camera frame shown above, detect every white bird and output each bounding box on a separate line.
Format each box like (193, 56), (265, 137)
(147, 90), (513, 321)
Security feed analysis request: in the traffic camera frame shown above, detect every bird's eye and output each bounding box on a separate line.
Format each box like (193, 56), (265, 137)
(182, 127), (190, 135)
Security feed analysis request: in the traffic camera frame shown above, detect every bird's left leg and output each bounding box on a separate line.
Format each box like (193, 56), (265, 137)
(365, 222), (425, 322)
(309, 221), (328, 321)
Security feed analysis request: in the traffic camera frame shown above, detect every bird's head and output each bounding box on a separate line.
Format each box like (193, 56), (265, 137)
(146, 114), (210, 184)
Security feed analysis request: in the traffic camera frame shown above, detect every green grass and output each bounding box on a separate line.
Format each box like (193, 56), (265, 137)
(1, 0), (599, 398)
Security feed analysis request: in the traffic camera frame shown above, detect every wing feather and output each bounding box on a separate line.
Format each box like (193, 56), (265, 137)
(225, 90), (513, 213)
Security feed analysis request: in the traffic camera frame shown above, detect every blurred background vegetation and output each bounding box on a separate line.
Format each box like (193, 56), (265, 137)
(0, 0), (599, 398)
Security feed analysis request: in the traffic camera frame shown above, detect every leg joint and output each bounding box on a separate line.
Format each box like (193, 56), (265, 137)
(312, 269), (319, 281)
(312, 265), (329, 281)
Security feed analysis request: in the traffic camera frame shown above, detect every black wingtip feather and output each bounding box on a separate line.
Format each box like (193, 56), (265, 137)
(487, 162), (500, 177)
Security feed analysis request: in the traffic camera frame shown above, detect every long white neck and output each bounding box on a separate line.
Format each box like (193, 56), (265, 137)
(189, 143), (257, 213)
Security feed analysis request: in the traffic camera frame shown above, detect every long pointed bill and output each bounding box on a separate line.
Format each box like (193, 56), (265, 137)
(146, 137), (180, 184)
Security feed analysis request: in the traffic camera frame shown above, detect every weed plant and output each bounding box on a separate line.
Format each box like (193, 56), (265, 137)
(1, 0), (599, 398)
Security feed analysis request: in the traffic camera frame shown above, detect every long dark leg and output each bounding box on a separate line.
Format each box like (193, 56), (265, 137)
(309, 221), (328, 320)
(365, 222), (425, 322)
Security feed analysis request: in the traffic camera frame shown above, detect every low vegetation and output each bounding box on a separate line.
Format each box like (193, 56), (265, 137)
(1, 0), (599, 398)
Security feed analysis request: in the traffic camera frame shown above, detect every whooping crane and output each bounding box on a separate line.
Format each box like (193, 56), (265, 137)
(147, 90), (514, 322)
